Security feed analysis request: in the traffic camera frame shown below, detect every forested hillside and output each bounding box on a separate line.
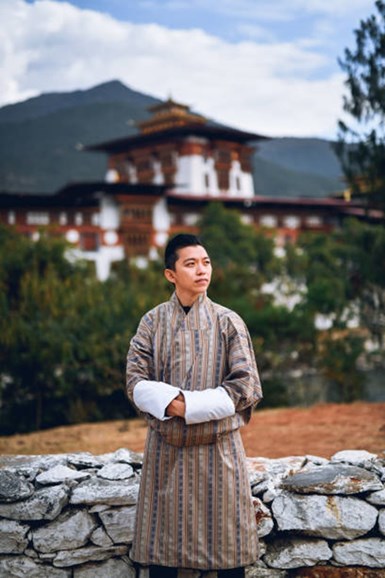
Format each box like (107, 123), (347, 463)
(0, 80), (344, 197)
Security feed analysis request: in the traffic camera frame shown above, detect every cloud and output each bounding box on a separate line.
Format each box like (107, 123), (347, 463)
(0, 0), (350, 137)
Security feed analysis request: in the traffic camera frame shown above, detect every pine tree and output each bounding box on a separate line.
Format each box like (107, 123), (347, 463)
(336, 0), (385, 218)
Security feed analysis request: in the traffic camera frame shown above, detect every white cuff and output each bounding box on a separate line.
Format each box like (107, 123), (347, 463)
(133, 380), (181, 421)
(183, 387), (235, 425)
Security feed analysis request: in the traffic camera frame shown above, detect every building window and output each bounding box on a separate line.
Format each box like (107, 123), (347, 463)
(59, 212), (67, 225)
(306, 215), (322, 227)
(260, 215), (277, 228)
(123, 207), (152, 222)
(183, 213), (200, 226)
(241, 214), (253, 225)
(217, 170), (229, 191)
(8, 211), (16, 224)
(91, 213), (100, 226)
(125, 233), (149, 253)
(66, 229), (80, 244)
(160, 153), (175, 168)
(137, 159), (152, 172)
(216, 150), (231, 163)
(80, 232), (99, 252)
(283, 215), (300, 229)
(26, 212), (49, 225)
(75, 212), (83, 226)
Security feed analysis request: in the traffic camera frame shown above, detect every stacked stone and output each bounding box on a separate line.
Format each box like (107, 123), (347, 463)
(0, 448), (384, 578)
(249, 449), (385, 578)
(0, 448), (140, 578)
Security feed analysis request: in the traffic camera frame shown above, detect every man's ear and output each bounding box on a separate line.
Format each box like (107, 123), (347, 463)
(164, 268), (176, 284)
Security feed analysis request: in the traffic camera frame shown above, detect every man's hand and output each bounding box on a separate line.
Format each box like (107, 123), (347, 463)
(166, 393), (186, 418)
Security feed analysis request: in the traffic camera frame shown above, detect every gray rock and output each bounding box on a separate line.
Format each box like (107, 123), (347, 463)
(90, 526), (114, 547)
(36, 465), (91, 485)
(252, 497), (274, 538)
(73, 557), (136, 578)
(246, 568), (288, 578)
(0, 485), (69, 521)
(248, 456), (307, 504)
(97, 463), (134, 480)
(24, 548), (39, 559)
(304, 455), (329, 466)
(32, 509), (98, 552)
(280, 463), (383, 494)
(263, 537), (332, 569)
(251, 479), (270, 496)
(0, 555), (71, 577)
(53, 545), (128, 567)
(0, 455), (68, 480)
(262, 485), (281, 503)
(247, 456), (306, 487)
(0, 471), (34, 503)
(258, 539), (267, 559)
(70, 478), (139, 506)
(0, 519), (29, 554)
(39, 552), (57, 560)
(332, 537), (385, 567)
(99, 505), (137, 543)
(89, 503), (111, 513)
(379, 509), (385, 536)
(67, 452), (106, 469)
(99, 447), (143, 467)
(367, 488), (385, 505)
(331, 449), (378, 467)
(272, 492), (378, 539)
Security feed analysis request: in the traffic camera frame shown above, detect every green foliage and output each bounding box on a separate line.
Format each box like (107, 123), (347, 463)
(336, 0), (385, 214)
(0, 228), (136, 432)
(1, 209), (384, 433)
(200, 202), (278, 279)
(318, 333), (366, 402)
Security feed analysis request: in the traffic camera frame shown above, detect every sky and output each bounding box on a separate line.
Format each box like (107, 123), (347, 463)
(0, 0), (377, 138)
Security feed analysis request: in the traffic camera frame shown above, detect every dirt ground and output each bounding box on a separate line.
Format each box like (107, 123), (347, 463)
(1, 401), (384, 459)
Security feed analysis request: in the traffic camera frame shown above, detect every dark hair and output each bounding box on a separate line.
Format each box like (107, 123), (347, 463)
(164, 234), (204, 270)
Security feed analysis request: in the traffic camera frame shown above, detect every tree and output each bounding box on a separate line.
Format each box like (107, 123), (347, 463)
(0, 228), (88, 430)
(0, 228), (133, 432)
(336, 0), (385, 216)
(199, 202), (277, 279)
(0, 227), (172, 433)
(318, 333), (365, 402)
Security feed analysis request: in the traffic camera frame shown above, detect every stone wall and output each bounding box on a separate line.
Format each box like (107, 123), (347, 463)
(0, 448), (384, 578)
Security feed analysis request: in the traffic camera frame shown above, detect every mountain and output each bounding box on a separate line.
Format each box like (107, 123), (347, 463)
(0, 80), (345, 197)
(253, 139), (344, 197)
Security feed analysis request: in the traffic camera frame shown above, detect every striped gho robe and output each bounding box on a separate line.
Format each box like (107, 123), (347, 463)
(126, 292), (263, 570)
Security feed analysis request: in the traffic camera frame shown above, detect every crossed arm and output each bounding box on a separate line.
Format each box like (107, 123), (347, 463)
(166, 393), (186, 418)
(132, 380), (236, 425)
(127, 313), (262, 425)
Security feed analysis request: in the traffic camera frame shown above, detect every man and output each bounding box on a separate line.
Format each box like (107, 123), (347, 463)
(126, 234), (263, 578)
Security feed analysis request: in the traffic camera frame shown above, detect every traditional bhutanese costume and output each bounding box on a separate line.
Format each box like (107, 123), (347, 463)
(126, 292), (262, 570)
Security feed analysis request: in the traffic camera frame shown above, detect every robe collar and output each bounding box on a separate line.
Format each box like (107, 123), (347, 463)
(170, 291), (207, 311)
(169, 292), (211, 329)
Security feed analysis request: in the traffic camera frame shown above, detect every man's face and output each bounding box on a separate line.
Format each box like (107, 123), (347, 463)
(164, 245), (212, 305)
